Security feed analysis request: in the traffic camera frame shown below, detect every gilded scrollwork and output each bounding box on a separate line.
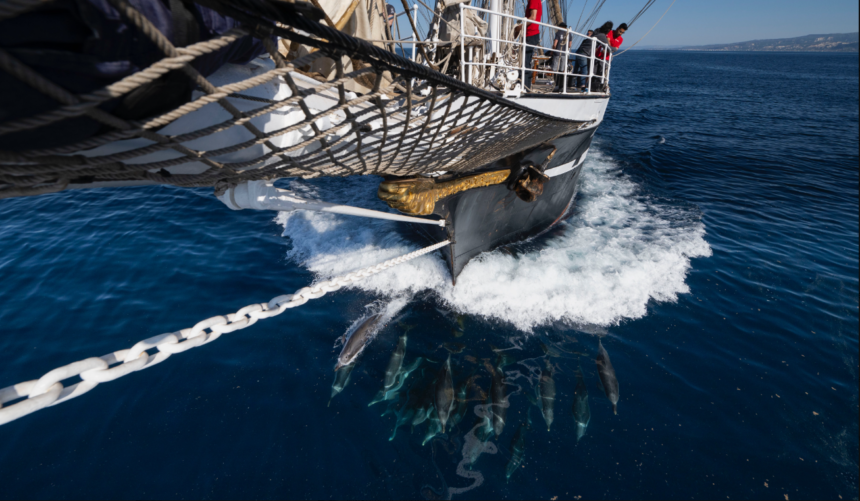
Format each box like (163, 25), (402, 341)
(378, 170), (511, 215)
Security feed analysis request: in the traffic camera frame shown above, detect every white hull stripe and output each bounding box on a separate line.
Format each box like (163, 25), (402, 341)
(545, 148), (590, 178)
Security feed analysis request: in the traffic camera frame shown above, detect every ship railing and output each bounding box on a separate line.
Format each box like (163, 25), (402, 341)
(458, 3), (612, 96)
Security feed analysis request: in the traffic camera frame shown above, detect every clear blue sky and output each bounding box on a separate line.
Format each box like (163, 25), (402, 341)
(390, 0), (859, 47)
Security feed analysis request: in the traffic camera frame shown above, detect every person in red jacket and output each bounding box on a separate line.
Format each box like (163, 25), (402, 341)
(523, 0), (542, 91)
(608, 23), (627, 51)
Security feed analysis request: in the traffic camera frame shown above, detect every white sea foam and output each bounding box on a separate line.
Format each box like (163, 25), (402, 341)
(277, 149), (712, 331)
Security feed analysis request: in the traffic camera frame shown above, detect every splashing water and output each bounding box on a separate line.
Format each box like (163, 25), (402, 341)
(277, 149), (711, 331)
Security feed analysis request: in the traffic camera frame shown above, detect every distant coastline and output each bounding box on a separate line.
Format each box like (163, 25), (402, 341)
(632, 32), (858, 52)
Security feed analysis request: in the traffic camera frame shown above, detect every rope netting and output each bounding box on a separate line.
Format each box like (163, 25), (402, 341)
(0, 0), (590, 200)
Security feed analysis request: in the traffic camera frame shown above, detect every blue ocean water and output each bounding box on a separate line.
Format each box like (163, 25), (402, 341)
(0, 51), (857, 499)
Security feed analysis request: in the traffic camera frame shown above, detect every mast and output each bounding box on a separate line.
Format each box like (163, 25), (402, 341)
(547, 0), (564, 27)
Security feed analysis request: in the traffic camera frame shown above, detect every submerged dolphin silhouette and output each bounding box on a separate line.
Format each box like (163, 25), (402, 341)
(596, 339), (619, 414)
(573, 364), (591, 442)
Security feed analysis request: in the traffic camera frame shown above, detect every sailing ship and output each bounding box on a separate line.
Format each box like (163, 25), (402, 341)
(0, 0), (614, 283)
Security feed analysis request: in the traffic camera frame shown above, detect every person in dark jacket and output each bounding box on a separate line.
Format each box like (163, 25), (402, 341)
(550, 23), (570, 92)
(590, 22), (614, 92)
(571, 29), (594, 90)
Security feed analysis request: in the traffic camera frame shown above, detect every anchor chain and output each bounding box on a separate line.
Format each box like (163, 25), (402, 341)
(0, 239), (450, 426)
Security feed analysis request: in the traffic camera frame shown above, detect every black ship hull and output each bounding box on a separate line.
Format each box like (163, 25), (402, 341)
(416, 127), (596, 283)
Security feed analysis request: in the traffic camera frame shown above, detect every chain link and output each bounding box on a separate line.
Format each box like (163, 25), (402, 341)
(0, 239), (450, 426)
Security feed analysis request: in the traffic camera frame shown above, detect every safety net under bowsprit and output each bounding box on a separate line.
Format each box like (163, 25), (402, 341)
(0, 0), (589, 200)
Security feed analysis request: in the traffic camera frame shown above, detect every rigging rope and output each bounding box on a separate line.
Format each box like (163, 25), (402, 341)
(627, 0), (656, 27)
(580, 0), (607, 32)
(0, 0), (588, 200)
(574, 0), (588, 33)
(613, 0), (677, 57)
(0, 239), (451, 426)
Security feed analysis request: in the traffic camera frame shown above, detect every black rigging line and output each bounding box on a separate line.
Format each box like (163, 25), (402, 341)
(574, 0), (588, 32)
(580, 0), (607, 32)
(628, 0), (657, 26)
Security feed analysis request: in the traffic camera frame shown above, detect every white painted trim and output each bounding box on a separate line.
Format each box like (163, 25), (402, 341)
(545, 148), (589, 178)
(516, 96), (609, 122)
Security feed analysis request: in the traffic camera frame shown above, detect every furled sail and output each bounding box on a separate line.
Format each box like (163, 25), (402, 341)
(278, 0), (392, 94)
(547, 0), (565, 27)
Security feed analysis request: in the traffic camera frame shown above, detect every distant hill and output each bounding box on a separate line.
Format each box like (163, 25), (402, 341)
(676, 32), (858, 52)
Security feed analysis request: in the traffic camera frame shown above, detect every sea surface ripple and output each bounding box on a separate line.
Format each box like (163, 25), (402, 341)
(0, 52), (857, 500)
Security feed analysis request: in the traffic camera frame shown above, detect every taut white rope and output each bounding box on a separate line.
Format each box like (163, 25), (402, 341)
(0, 239), (450, 426)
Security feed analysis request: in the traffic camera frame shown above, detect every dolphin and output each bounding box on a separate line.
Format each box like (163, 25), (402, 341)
(467, 405), (494, 469)
(484, 359), (508, 437)
(596, 339), (620, 414)
(389, 373), (428, 440)
(328, 362), (355, 406)
(367, 334), (406, 406)
(435, 355), (455, 433)
(411, 377), (436, 427)
(539, 341), (562, 358)
(448, 371), (477, 429)
(335, 313), (384, 371)
(489, 345), (517, 370)
(412, 404), (433, 426)
(384, 334), (408, 389)
(422, 414), (443, 446)
(463, 375), (491, 442)
(505, 419), (530, 481)
(573, 365), (591, 442)
(389, 406), (416, 441)
(380, 389), (406, 418)
(538, 359), (556, 431)
(369, 357), (423, 407)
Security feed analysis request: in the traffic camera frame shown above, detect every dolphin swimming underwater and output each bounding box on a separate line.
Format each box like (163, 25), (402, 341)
(435, 355), (455, 433)
(484, 359), (508, 437)
(422, 413), (443, 446)
(538, 359), (556, 431)
(335, 313), (384, 371)
(369, 357), (423, 407)
(384, 334), (408, 390)
(573, 364), (591, 442)
(328, 362), (355, 406)
(368, 334), (407, 406)
(505, 417), (530, 481)
(595, 339), (620, 414)
(448, 371), (477, 429)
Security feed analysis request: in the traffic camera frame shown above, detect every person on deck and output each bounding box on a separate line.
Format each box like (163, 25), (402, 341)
(608, 23), (627, 50)
(386, 4), (396, 29)
(551, 23), (571, 92)
(571, 29), (595, 91)
(591, 22), (614, 92)
(523, 0), (542, 91)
